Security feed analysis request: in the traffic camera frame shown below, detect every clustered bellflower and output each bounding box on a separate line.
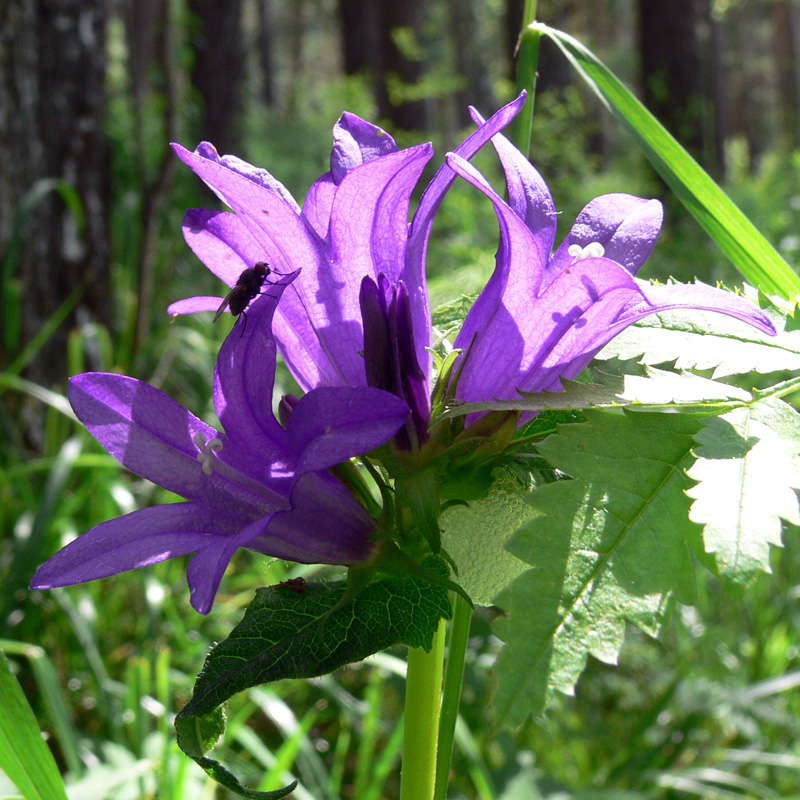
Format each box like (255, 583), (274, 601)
(445, 110), (776, 406)
(32, 93), (776, 614)
(31, 276), (410, 613)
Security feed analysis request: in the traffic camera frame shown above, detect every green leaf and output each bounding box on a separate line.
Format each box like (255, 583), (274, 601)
(687, 397), (800, 582)
(439, 366), (750, 420)
(440, 468), (537, 605)
(176, 566), (451, 794)
(192, 757), (297, 800)
(596, 295), (800, 379)
(491, 411), (702, 729)
(0, 649), (68, 800)
(534, 23), (800, 299)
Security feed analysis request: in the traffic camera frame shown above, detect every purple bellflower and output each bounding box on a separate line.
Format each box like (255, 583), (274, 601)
(31, 276), (410, 613)
(445, 113), (776, 407)
(168, 96), (530, 447)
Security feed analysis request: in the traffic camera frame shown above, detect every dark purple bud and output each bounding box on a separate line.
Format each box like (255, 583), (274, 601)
(360, 276), (393, 393)
(278, 393), (301, 427)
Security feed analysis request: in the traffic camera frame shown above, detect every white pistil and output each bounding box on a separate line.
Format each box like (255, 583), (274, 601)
(195, 432), (223, 475)
(568, 242), (605, 262)
(193, 431), (288, 508)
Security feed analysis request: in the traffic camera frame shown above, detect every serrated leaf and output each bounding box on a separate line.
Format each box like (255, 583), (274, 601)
(176, 566), (451, 796)
(178, 564), (451, 729)
(687, 397), (800, 581)
(439, 367), (749, 420)
(491, 411), (703, 729)
(596, 300), (800, 379)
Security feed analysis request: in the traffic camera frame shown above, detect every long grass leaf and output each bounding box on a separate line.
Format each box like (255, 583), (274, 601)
(534, 22), (800, 299)
(0, 649), (68, 800)
(0, 641), (83, 777)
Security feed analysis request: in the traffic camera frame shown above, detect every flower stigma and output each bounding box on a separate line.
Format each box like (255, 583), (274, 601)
(568, 242), (605, 262)
(195, 432), (223, 475)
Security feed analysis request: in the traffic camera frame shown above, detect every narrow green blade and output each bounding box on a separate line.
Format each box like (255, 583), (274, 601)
(0, 649), (68, 800)
(535, 23), (800, 299)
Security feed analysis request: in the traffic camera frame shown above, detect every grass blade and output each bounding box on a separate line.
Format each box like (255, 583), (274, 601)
(0, 648), (68, 800)
(534, 22), (800, 299)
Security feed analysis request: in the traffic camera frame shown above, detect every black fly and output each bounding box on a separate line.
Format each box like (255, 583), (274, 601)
(214, 262), (272, 332)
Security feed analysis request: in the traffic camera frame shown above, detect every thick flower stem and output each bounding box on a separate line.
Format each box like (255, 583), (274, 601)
(399, 619), (446, 800)
(433, 593), (472, 800)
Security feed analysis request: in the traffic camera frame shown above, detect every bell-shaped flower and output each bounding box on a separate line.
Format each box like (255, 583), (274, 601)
(446, 118), (776, 405)
(31, 276), (410, 613)
(167, 96), (528, 439)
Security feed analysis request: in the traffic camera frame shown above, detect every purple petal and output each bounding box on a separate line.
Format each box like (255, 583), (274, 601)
(303, 172), (337, 238)
(548, 194), (663, 284)
(406, 92), (527, 376)
(168, 296), (226, 316)
(360, 276), (393, 392)
(30, 503), (232, 589)
(70, 373), (284, 515)
(615, 280), (777, 335)
(186, 514), (275, 614)
(330, 113), (399, 183)
(289, 143), (433, 388)
(392, 281), (431, 444)
(213, 275), (295, 460)
(287, 386), (409, 474)
(469, 107), (557, 256)
(458, 257), (643, 402)
(172, 143), (323, 279)
(254, 472), (377, 565)
(182, 208), (267, 286)
(448, 153), (548, 371)
(190, 142), (301, 212)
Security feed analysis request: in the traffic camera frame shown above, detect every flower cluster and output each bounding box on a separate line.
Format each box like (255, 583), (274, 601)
(32, 95), (775, 612)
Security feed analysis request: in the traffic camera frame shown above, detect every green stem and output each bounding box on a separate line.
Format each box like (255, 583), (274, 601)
(511, 0), (540, 157)
(433, 593), (473, 800)
(399, 619), (446, 800)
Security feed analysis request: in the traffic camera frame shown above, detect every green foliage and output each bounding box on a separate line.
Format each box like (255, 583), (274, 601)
(688, 398), (800, 580)
(0, 648), (68, 800)
(175, 565), (451, 794)
(596, 293), (800, 379)
(534, 23), (800, 299)
(492, 411), (699, 729)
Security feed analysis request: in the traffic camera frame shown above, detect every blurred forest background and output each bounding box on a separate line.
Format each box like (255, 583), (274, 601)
(2, 1), (800, 798)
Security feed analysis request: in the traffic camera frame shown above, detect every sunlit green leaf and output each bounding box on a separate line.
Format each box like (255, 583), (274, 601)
(687, 397), (800, 581)
(492, 412), (702, 728)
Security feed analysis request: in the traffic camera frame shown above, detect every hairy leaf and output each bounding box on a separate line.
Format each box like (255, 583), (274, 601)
(491, 411), (702, 729)
(439, 367), (750, 420)
(597, 300), (800, 379)
(176, 564), (451, 791)
(687, 397), (800, 581)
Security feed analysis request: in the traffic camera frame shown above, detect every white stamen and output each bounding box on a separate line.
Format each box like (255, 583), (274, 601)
(568, 242), (605, 262)
(194, 432), (223, 475)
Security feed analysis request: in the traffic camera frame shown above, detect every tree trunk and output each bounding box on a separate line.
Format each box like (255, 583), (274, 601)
(772, 0), (800, 148)
(448, 0), (496, 127)
(378, 0), (429, 130)
(0, 0), (111, 388)
(257, 0), (276, 106)
(637, 0), (704, 158)
(189, 0), (244, 153)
